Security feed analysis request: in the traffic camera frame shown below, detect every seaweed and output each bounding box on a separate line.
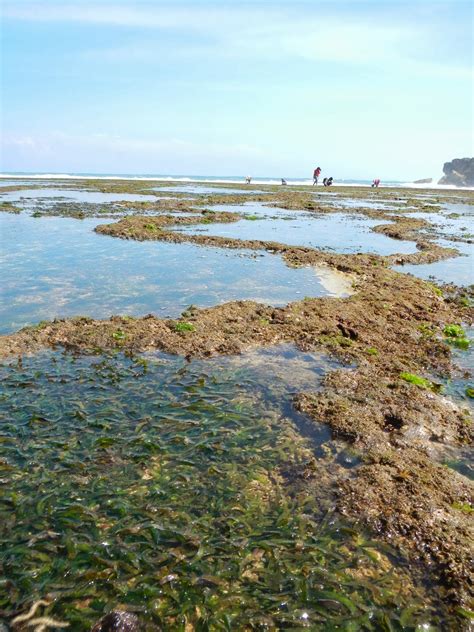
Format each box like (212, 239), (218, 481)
(0, 350), (445, 630)
(443, 324), (470, 349)
(399, 372), (433, 390)
(174, 322), (195, 333)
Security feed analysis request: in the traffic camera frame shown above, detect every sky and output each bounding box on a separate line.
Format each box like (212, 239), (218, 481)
(1, 0), (472, 180)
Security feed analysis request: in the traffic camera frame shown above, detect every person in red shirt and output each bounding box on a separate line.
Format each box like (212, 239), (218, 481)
(372, 178), (381, 188)
(313, 167), (321, 185)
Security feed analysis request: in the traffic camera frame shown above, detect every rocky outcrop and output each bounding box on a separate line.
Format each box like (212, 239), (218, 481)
(413, 178), (432, 184)
(438, 157), (474, 187)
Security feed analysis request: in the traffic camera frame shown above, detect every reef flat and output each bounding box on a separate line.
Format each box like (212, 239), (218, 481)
(1, 179), (473, 630)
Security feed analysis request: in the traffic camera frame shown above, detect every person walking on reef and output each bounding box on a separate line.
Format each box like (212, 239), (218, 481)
(371, 178), (380, 188)
(313, 167), (321, 185)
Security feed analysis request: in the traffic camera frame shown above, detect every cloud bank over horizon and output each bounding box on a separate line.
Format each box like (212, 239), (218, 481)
(2, 0), (472, 179)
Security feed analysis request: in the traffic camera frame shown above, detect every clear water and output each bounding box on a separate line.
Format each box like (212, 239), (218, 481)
(441, 202), (474, 215)
(0, 189), (158, 204)
(395, 239), (473, 286)
(392, 203), (473, 285)
(153, 185), (268, 195)
(0, 214), (344, 334)
(324, 197), (404, 211)
(176, 211), (418, 256)
(445, 331), (474, 409)
(440, 333), (474, 479)
(0, 345), (444, 630)
(205, 202), (308, 219)
(406, 210), (473, 238)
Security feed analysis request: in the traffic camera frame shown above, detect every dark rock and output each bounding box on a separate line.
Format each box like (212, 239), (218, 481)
(91, 611), (140, 632)
(413, 178), (432, 184)
(438, 157), (474, 187)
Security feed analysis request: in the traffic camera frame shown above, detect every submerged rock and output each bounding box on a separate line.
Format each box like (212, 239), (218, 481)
(438, 157), (474, 187)
(91, 611), (140, 632)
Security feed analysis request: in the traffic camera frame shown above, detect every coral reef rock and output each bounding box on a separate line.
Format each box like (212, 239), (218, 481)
(438, 157), (474, 187)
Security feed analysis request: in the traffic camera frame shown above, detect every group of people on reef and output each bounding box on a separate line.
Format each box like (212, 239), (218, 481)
(313, 167), (333, 186)
(315, 169), (382, 187)
(243, 170), (381, 188)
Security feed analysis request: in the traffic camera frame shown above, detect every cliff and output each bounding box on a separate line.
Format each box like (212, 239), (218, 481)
(438, 157), (474, 187)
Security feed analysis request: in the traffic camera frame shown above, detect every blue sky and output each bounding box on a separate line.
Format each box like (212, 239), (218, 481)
(1, 0), (472, 179)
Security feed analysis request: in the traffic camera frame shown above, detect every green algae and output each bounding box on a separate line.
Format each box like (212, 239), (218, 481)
(443, 324), (470, 350)
(365, 347), (379, 356)
(174, 322), (195, 333)
(400, 373), (433, 390)
(0, 202), (21, 214)
(0, 349), (447, 630)
(451, 501), (473, 515)
(444, 324), (466, 339)
(144, 223), (161, 232)
(111, 329), (127, 341)
(451, 338), (470, 350)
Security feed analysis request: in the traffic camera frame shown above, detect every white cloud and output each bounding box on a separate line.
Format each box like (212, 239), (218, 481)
(4, 1), (470, 76)
(2, 2), (263, 30)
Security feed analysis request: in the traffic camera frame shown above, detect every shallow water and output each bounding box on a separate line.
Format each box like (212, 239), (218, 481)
(394, 238), (473, 286)
(206, 201), (307, 219)
(446, 331), (474, 408)
(407, 209), (473, 238)
(392, 203), (473, 285)
(441, 333), (474, 478)
(153, 185), (268, 195)
(0, 188), (158, 204)
(176, 211), (418, 256)
(324, 197), (404, 211)
(0, 180), (38, 187)
(441, 202), (474, 215)
(0, 214), (347, 333)
(0, 346), (444, 629)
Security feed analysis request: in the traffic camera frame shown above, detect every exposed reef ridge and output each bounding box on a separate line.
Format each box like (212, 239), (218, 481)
(94, 212), (459, 267)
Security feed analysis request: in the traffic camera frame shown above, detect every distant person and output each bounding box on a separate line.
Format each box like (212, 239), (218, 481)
(245, 175), (252, 184)
(313, 167), (321, 185)
(324, 177), (333, 187)
(281, 178), (287, 185)
(371, 178), (381, 188)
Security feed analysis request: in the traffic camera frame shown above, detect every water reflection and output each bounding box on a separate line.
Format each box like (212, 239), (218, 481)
(0, 188), (157, 204)
(176, 210), (418, 255)
(0, 214), (343, 333)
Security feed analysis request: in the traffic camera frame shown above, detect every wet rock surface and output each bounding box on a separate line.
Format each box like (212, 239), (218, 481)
(295, 367), (473, 606)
